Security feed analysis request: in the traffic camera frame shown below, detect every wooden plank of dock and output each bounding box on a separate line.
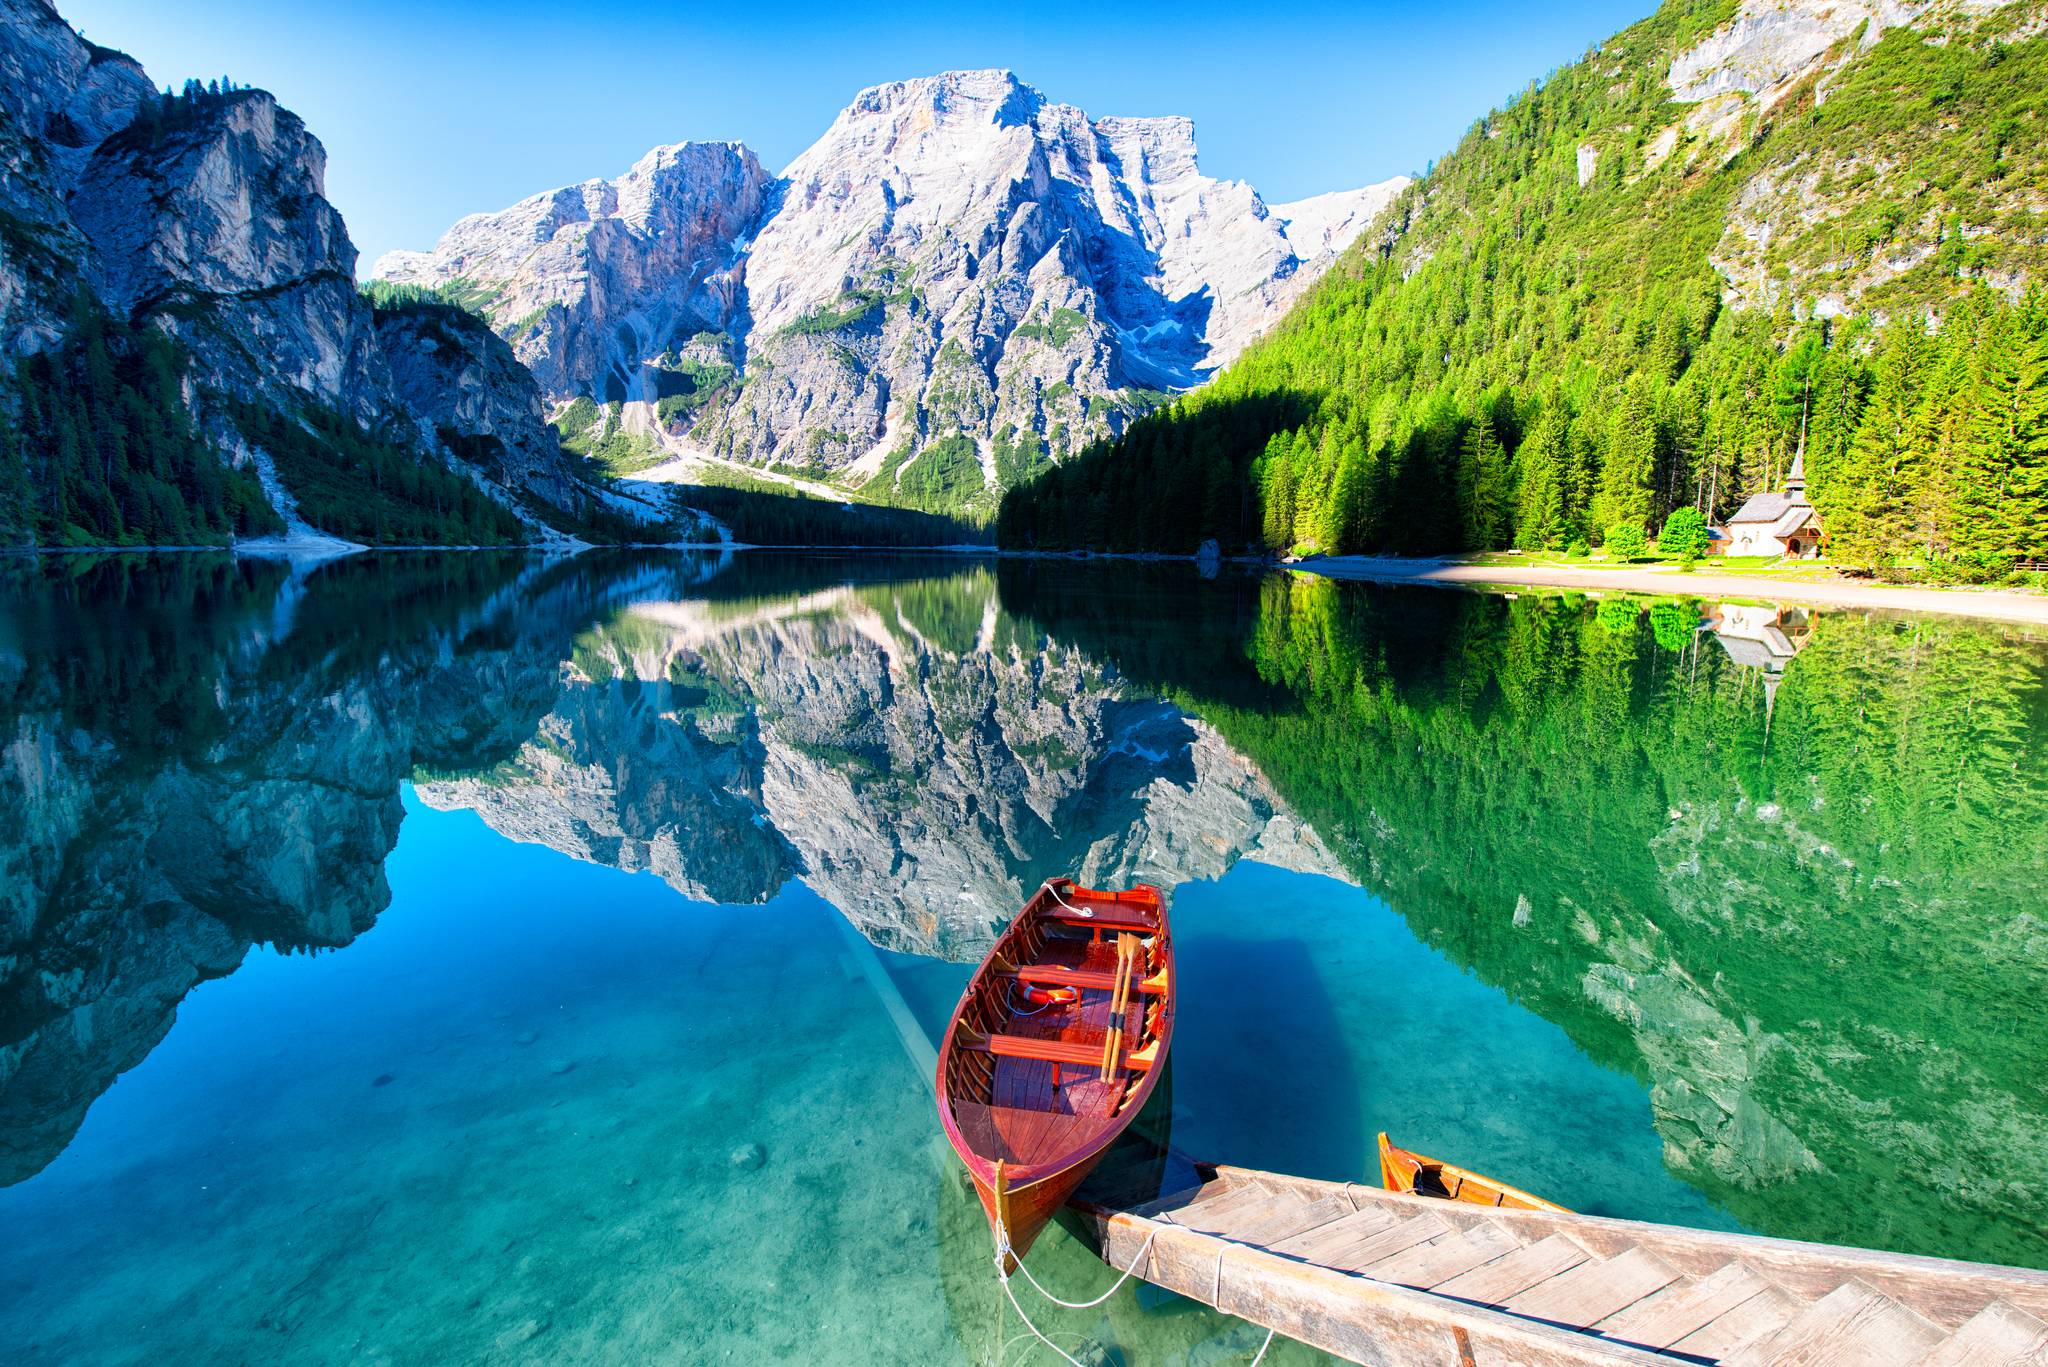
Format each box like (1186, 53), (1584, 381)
(1069, 1164), (2048, 1366)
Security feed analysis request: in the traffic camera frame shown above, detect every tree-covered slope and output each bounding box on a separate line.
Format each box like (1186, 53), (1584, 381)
(999, 0), (2048, 576)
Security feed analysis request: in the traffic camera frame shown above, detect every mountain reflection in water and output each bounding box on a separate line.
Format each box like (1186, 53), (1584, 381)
(2, 550), (2044, 1301)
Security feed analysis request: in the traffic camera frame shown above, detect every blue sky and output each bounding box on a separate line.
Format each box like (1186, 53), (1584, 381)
(59, 0), (1653, 270)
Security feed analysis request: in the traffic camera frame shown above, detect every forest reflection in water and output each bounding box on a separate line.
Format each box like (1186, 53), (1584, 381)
(0, 549), (2043, 1360)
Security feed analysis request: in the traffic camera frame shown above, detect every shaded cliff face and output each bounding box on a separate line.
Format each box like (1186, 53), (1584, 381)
(375, 70), (1406, 515)
(373, 302), (586, 514)
(417, 567), (1344, 958)
(69, 89), (381, 415)
(0, 0), (154, 351)
(0, 0), (602, 543)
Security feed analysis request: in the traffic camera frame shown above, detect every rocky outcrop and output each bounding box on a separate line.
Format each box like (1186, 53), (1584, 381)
(0, 0), (153, 352)
(374, 302), (586, 515)
(374, 142), (773, 406)
(376, 70), (1407, 514)
(69, 89), (386, 417)
(1668, 0), (2016, 104)
(0, 0), (605, 543)
(1656, 0), (2033, 315)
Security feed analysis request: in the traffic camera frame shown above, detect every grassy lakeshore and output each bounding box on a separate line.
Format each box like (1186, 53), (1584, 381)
(1293, 553), (2048, 626)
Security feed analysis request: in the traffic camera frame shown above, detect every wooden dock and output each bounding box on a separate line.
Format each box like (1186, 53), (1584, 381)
(1070, 1162), (2048, 1365)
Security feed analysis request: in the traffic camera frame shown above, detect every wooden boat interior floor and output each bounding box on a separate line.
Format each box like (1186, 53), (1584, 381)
(945, 909), (1165, 1169)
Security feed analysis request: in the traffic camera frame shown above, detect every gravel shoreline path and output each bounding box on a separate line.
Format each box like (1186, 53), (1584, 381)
(1296, 556), (2048, 626)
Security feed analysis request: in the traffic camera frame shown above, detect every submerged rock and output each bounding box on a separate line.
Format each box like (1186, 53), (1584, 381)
(494, 1318), (549, 1348)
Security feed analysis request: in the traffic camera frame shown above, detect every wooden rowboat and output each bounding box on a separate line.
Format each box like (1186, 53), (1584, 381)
(1378, 1131), (1570, 1212)
(938, 878), (1175, 1269)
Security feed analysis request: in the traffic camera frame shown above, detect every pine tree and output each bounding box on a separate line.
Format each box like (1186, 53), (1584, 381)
(1259, 433), (1296, 552)
(1954, 301), (2048, 568)
(1827, 321), (1925, 566)
(1459, 408), (1511, 549)
(1323, 437), (1369, 553)
(0, 403), (28, 545)
(1592, 381), (1656, 535)
(1513, 397), (1569, 549)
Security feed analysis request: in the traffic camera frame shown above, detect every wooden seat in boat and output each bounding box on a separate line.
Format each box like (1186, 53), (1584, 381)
(1000, 964), (1168, 995)
(1045, 906), (1158, 933)
(957, 1030), (1159, 1070)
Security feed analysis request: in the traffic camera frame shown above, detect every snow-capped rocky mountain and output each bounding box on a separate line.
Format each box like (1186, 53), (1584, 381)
(375, 70), (1407, 514)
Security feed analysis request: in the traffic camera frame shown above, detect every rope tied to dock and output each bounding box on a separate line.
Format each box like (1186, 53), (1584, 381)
(993, 1218), (1277, 1365)
(998, 1222), (1161, 1312)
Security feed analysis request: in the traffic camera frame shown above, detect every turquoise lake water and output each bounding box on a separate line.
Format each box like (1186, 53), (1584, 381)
(2, 551), (2042, 1363)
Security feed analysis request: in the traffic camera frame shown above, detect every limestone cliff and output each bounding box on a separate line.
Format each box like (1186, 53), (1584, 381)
(375, 71), (1407, 515)
(0, 0), (607, 544)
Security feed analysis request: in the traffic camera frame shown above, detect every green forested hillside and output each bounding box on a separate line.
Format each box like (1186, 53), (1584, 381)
(0, 302), (280, 547)
(999, 0), (2048, 577)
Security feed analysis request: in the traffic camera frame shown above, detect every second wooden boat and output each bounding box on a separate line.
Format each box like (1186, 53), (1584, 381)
(937, 878), (1175, 1269)
(1378, 1131), (1570, 1212)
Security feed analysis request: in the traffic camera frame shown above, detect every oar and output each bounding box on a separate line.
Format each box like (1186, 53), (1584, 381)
(1099, 933), (1134, 1081)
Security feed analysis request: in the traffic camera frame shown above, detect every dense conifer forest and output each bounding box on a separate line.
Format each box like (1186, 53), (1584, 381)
(998, 1), (2048, 579)
(0, 302), (279, 547)
(224, 400), (529, 547)
(668, 482), (988, 548)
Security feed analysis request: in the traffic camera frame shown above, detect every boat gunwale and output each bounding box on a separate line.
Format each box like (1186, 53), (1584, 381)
(936, 878), (1176, 1187)
(1377, 1132), (1571, 1213)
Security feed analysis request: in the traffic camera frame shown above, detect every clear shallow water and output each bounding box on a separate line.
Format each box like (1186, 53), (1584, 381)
(2, 551), (2043, 1364)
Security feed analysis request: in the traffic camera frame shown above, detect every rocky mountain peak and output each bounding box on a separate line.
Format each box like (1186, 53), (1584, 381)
(375, 72), (1408, 517)
(839, 67), (1042, 126)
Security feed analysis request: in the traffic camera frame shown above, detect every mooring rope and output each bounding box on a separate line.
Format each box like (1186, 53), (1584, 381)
(995, 1218), (1277, 1364)
(995, 1254), (1096, 1367)
(1000, 1223), (1162, 1311)
(1041, 878), (1094, 919)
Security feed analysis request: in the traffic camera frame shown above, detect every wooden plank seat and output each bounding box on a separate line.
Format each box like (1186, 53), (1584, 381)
(1000, 964), (1168, 995)
(960, 1030), (1159, 1071)
(1046, 908), (1159, 933)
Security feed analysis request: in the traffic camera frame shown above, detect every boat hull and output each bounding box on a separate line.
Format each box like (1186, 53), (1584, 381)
(967, 1158), (1099, 1273)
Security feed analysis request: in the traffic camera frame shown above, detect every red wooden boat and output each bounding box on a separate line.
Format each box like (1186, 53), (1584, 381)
(937, 878), (1175, 1270)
